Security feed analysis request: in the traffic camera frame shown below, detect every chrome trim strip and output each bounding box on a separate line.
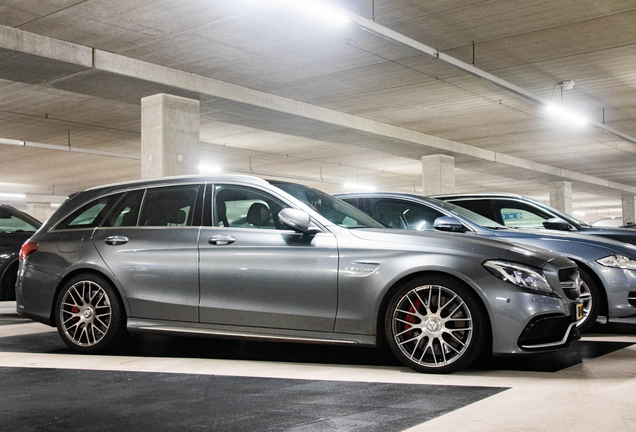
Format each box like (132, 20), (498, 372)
(520, 321), (578, 349)
(135, 326), (360, 345)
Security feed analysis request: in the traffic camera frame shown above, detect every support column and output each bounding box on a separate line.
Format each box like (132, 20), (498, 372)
(141, 93), (200, 179)
(549, 181), (572, 214)
(26, 203), (54, 223)
(623, 195), (636, 225)
(421, 155), (455, 195)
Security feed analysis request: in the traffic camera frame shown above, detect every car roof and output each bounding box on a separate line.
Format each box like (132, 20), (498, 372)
(86, 174), (270, 193)
(430, 192), (523, 199)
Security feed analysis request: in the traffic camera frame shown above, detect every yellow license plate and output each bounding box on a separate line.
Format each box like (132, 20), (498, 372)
(576, 303), (584, 321)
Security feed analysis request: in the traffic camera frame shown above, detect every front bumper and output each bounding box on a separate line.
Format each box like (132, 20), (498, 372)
(472, 273), (580, 355)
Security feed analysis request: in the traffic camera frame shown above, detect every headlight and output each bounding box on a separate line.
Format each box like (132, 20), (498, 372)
(596, 255), (636, 269)
(483, 260), (552, 294)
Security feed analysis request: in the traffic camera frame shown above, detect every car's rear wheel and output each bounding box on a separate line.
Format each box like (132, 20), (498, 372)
(55, 273), (127, 353)
(385, 275), (487, 374)
(576, 268), (601, 333)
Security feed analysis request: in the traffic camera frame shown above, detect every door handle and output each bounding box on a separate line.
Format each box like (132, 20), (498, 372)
(104, 235), (129, 246)
(208, 235), (236, 245)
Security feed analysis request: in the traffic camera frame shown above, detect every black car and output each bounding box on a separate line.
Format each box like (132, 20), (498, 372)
(0, 205), (41, 300)
(433, 193), (636, 245)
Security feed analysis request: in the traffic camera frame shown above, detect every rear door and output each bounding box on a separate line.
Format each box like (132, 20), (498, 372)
(92, 184), (203, 322)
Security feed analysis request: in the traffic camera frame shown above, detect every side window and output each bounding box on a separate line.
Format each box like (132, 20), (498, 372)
(55, 193), (123, 230)
(493, 200), (552, 228)
(139, 185), (200, 227)
(102, 190), (145, 227)
(372, 199), (445, 230)
(0, 212), (38, 233)
(214, 185), (289, 230)
(449, 199), (496, 222)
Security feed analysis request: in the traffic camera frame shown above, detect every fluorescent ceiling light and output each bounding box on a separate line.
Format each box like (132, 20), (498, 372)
(0, 138), (25, 146)
(343, 182), (376, 191)
(0, 192), (26, 199)
(285, 0), (350, 25)
(573, 211), (586, 216)
(198, 164), (223, 174)
(545, 103), (588, 127)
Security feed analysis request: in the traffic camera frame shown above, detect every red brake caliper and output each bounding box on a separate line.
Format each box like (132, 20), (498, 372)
(404, 299), (421, 338)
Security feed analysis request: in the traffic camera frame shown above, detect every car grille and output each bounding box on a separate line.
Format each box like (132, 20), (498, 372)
(518, 314), (574, 347)
(558, 267), (581, 301)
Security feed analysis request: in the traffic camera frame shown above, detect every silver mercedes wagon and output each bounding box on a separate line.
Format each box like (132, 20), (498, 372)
(16, 175), (582, 373)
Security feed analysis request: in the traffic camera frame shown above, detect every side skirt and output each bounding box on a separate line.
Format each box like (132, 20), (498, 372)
(127, 318), (377, 347)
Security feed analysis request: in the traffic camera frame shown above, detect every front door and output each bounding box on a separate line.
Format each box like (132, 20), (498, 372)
(198, 184), (338, 332)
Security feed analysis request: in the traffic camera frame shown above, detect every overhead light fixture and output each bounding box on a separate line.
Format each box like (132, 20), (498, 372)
(573, 210), (586, 216)
(198, 164), (223, 174)
(285, 0), (350, 25)
(343, 182), (376, 191)
(545, 103), (588, 127)
(0, 138), (25, 146)
(560, 80), (576, 90)
(0, 192), (27, 199)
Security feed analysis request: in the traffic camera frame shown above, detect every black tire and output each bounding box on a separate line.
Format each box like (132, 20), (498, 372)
(385, 275), (487, 374)
(576, 268), (601, 333)
(1, 261), (18, 301)
(55, 273), (127, 353)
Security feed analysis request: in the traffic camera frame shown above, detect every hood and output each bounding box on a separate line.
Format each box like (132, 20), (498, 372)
(348, 228), (570, 269)
(583, 226), (636, 245)
(493, 228), (636, 260)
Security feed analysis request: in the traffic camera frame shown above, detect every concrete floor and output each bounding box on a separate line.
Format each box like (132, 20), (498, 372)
(1, 301), (635, 431)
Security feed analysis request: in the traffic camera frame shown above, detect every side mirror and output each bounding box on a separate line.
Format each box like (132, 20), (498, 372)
(542, 217), (571, 231)
(433, 216), (464, 232)
(278, 208), (311, 233)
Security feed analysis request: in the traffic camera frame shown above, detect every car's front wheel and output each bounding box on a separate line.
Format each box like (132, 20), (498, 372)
(55, 273), (127, 353)
(385, 275), (487, 374)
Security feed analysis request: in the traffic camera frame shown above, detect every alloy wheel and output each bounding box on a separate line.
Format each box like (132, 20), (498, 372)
(391, 284), (473, 368)
(59, 280), (112, 347)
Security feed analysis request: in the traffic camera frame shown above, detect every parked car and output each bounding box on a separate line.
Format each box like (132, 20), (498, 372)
(432, 193), (636, 245)
(0, 205), (41, 301)
(592, 217), (636, 229)
(336, 192), (636, 332)
(17, 175), (582, 374)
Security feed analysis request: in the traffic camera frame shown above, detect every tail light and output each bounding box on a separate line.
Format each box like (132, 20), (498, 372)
(19, 241), (38, 261)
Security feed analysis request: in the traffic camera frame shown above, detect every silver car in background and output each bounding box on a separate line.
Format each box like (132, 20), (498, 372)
(17, 175), (582, 373)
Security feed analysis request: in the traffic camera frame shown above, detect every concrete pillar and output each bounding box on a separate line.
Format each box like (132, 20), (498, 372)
(141, 93), (200, 179)
(549, 181), (572, 214)
(623, 195), (636, 225)
(26, 203), (54, 223)
(421, 154), (455, 195)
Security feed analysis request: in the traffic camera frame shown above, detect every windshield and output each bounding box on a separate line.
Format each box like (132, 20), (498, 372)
(0, 206), (42, 234)
(527, 199), (588, 227)
(432, 199), (507, 229)
(269, 181), (384, 229)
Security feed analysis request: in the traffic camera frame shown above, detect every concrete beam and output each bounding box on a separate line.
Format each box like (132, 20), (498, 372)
(1, 26), (636, 197)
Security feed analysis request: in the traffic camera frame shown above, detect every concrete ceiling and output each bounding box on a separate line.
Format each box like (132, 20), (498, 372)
(1, 0), (636, 221)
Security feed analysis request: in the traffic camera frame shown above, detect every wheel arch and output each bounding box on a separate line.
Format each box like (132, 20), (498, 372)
(49, 268), (129, 326)
(570, 259), (609, 317)
(0, 258), (19, 301)
(375, 270), (493, 349)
